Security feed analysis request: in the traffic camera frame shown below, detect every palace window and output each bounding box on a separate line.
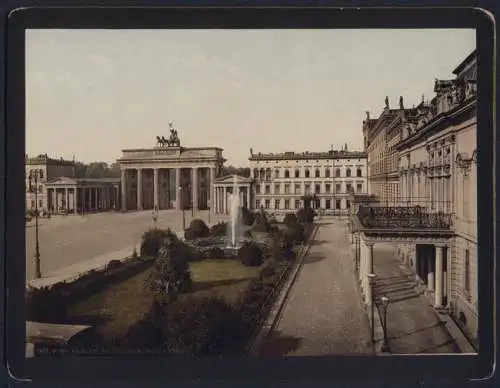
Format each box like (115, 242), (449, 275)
(265, 185), (271, 194)
(357, 168), (362, 177)
(256, 200), (261, 208)
(336, 183), (341, 193)
(253, 168), (259, 178)
(39, 200), (43, 208)
(260, 169), (265, 179)
(305, 184), (311, 195)
(38, 185), (43, 193)
(284, 169), (290, 178)
(346, 200), (351, 209)
(295, 199), (300, 209)
(274, 184), (280, 194)
(315, 169), (320, 178)
(284, 184), (291, 194)
(275, 199), (281, 209)
(294, 184), (301, 194)
(39, 169), (44, 178)
(31, 200), (35, 208)
(265, 199), (270, 209)
(325, 184), (331, 193)
(335, 168), (341, 177)
(305, 169), (310, 178)
(346, 168), (352, 177)
(335, 200), (341, 210)
(295, 169), (300, 178)
(285, 200), (290, 210)
(325, 168), (330, 177)
(356, 183), (363, 192)
(314, 198), (321, 209)
(315, 184), (321, 194)
(274, 169), (279, 179)
(463, 174), (470, 219)
(266, 168), (271, 180)
(325, 199), (331, 209)
(464, 249), (470, 294)
(255, 184), (261, 194)
(346, 183), (353, 193)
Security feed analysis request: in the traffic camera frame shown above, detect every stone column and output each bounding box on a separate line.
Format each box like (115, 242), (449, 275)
(121, 169), (126, 211)
(153, 168), (159, 210)
(52, 189), (56, 213)
(192, 168), (198, 211)
(427, 249), (435, 291)
(94, 187), (98, 210)
(210, 168), (215, 216)
(365, 242), (374, 305)
(74, 187), (78, 213)
(223, 187), (227, 214)
(175, 168), (181, 210)
(435, 244), (444, 307)
(137, 169), (143, 210)
(246, 186), (250, 209)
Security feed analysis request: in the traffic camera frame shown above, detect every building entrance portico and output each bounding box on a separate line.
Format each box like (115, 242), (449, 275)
(213, 175), (253, 215)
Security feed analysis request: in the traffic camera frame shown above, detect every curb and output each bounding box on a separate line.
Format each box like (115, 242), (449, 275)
(246, 224), (320, 357)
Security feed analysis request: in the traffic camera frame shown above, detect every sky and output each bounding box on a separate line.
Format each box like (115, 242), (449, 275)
(26, 29), (476, 166)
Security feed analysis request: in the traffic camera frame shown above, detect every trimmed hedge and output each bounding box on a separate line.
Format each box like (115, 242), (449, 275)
(26, 258), (154, 323)
(238, 243), (264, 267)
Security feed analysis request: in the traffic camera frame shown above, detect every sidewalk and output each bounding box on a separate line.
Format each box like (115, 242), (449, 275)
(371, 243), (460, 354)
(259, 220), (373, 356)
(27, 244), (139, 289)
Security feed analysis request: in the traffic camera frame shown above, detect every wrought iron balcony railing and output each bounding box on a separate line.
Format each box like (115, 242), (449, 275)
(357, 205), (453, 230)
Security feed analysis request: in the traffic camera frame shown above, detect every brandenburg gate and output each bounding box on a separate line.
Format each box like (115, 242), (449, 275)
(117, 123), (225, 214)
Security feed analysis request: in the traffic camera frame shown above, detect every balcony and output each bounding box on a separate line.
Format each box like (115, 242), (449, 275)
(356, 205), (453, 231)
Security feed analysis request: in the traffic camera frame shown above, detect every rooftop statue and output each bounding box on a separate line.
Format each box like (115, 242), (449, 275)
(156, 121), (181, 148)
(384, 96), (389, 109)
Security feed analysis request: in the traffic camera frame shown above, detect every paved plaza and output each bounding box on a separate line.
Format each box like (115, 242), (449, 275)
(25, 210), (210, 281)
(259, 219), (373, 356)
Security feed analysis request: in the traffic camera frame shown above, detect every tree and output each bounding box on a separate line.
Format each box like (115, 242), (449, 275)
(296, 207), (315, 224)
(240, 206), (255, 226)
(283, 213), (298, 228)
(222, 166), (251, 178)
(238, 242), (264, 267)
(146, 241), (192, 301)
(141, 228), (178, 258)
(74, 161), (121, 179)
(187, 219), (210, 239)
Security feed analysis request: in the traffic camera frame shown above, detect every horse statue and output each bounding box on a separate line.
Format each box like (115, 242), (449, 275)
(169, 128), (180, 147)
(156, 136), (164, 147)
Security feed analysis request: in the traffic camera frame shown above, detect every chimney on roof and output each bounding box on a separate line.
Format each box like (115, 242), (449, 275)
(399, 96), (404, 109)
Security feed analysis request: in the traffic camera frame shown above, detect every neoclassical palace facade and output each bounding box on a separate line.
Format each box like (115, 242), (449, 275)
(249, 147), (368, 216)
(358, 50), (478, 348)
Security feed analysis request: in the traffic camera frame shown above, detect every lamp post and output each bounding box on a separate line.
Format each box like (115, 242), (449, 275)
(367, 273), (376, 343)
(178, 185), (186, 231)
(29, 170), (42, 279)
(380, 296), (390, 353)
(207, 199), (211, 225)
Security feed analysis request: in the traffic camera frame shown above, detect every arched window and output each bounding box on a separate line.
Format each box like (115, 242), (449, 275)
(265, 168), (271, 180)
(295, 169), (300, 178)
(335, 168), (341, 177)
(259, 168), (265, 179)
(357, 168), (362, 177)
(325, 168), (330, 178)
(315, 169), (320, 178)
(274, 169), (280, 179)
(284, 169), (290, 178)
(346, 168), (351, 177)
(253, 168), (259, 178)
(305, 169), (310, 178)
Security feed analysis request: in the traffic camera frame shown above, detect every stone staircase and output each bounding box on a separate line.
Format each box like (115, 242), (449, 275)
(372, 274), (423, 304)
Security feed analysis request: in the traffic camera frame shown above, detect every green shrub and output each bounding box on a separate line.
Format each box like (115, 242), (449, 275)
(296, 207), (315, 224)
(121, 318), (166, 350)
(238, 242), (264, 267)
(26, 286), (67, 322)
(283, 213), (299, 228)
(161, 296), (245, 356)
(241, 207), (255, 226)
(210, 222), (228, 237)
(188, 219), (210, 239)
(141, 228), (178, 258)
(146, 241), (193, 300)
(183, 228), (196, 240)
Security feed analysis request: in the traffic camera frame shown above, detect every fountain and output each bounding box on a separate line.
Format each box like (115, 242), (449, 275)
(226, 176), (243, 249)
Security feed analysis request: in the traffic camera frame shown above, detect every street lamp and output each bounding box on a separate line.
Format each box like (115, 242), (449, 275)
(367, 273), (376, 343)
(380, 296), (390, 353)
(29, 170), (42, 279)
(178, 185), (186, 231)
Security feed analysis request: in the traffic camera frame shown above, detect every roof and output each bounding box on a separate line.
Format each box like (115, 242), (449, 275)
(249, 149), (367, 161)
(214, 174), (253, 185)
(44, 176), (121, 186)
(25, 154), (75, 166)
(452, 49), (477, 76)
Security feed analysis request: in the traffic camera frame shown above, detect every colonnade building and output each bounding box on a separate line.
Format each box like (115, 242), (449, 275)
(25, 154), (120, 214)
(356, 50), (478, 349)
(248, 146), (368, 216)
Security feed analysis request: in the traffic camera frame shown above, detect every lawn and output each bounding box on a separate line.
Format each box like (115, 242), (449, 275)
(67, 259), (260, 341)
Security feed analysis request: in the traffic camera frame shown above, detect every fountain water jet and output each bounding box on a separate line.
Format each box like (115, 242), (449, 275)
(227, 176), (242, 248)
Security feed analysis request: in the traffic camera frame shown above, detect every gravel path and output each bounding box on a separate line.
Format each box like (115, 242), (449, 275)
(259, 219), (373, 356)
